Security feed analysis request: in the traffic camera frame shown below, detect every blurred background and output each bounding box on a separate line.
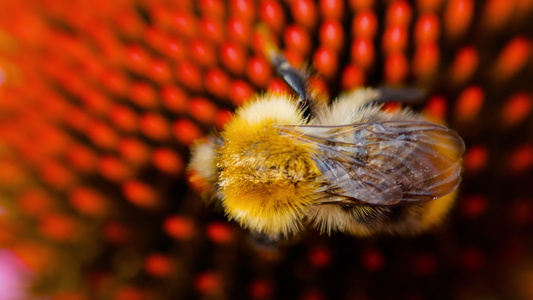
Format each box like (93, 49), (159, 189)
(0, 0), (532, 299)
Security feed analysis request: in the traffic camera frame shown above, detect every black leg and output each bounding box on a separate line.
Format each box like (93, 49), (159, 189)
(267, 51), (315, 119)
(368, 87), (427, 106)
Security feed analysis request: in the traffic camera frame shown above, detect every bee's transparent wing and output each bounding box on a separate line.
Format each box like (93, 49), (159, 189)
(278, 121), (465, 206)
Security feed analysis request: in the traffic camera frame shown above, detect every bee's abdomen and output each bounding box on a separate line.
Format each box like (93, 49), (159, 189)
(346, 204), (426, 235)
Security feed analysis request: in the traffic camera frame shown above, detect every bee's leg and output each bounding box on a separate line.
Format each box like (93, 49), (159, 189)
(248, 232), (280, 249)
(268, 52), (316, 118)
(269, 53), (309, 101)
(367, 87), (427, 106)
(258, 25), (316, 118)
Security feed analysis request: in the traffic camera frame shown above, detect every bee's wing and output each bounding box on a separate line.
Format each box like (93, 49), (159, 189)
(277, 121), (465, 206)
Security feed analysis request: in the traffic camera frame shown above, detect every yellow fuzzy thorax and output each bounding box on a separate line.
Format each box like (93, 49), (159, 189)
(217, 94), (321, 237)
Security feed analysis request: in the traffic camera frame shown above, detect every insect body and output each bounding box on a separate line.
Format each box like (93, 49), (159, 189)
(189, 56), (464, 239)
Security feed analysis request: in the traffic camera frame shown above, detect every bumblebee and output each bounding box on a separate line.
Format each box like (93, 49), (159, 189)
(189, 53), (464, 239)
